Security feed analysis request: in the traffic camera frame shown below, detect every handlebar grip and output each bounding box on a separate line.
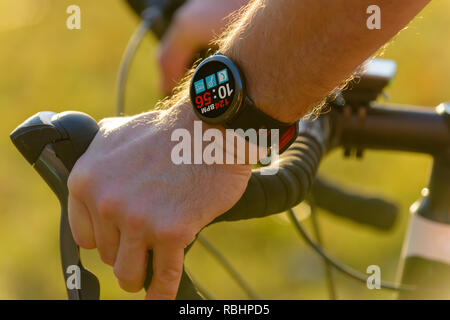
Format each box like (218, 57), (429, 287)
(311, 177), (398, 230)
(215, 134), (324, 223)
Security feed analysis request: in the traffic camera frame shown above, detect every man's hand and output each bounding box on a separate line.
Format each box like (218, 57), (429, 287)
(67, 104), (251, 299)
(158, 0), (248, 94)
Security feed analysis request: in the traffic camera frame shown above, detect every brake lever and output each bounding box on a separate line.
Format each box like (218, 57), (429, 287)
(11, 111), (100, 299)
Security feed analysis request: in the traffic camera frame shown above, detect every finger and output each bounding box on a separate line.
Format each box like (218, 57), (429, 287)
(90, 196), (122, 266)
(68, 195), (96, 249)
(91, 216), (120, 266)
(158, 24), (197, 94)
(114, 234), (148, 293)
(145, 245), (184, 300)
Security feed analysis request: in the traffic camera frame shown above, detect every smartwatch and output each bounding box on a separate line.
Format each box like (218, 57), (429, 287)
(189, 53), (298, 154)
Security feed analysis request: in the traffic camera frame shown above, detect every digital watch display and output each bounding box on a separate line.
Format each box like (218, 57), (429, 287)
(190, 55), (243, 124)
(189, 53), (298, 154)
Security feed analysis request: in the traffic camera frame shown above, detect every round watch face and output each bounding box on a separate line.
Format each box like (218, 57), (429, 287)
(190, 55), (243, 124)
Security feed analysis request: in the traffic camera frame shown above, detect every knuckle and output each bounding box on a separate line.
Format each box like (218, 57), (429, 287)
(154, 225), (182, 243)
(67, 174), (77, 193)
(97, 195), (120, 221)
(155, 224), (195, 246)
(155, 225), (195, 247)
(157, 266), (181, 285)
(68, 163), (93, 198)
(123, 212), (147, 233)
(67, 173), (81, 197)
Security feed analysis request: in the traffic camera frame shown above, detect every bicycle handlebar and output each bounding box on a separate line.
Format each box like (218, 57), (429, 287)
(215, 119), (327, 223)
(311, 177), (398, 230)
(10, 111), (326, 299)
(11, 100), (449, 299)
(337, 103), (450, 155)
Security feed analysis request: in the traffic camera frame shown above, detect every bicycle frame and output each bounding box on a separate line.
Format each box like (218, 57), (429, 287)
(335, 102), (450, 299)
(398, 153), (450, 299)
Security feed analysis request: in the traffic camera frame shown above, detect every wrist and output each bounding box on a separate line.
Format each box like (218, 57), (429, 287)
(165, 101), (226, 134)
(163, 102), (258, 165)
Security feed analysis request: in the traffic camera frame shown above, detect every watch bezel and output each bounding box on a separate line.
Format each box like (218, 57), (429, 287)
(189, 54), (245, 125)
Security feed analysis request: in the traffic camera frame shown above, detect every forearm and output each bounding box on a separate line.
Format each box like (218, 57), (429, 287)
(219, 0), (431, 122)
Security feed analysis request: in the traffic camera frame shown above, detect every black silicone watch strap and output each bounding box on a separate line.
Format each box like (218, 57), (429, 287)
(226, 96), (298, 154)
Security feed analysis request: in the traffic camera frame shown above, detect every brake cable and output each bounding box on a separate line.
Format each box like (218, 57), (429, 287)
(287, 208), (415, 292)
(197, 234), (259, 299)
(116, 6), (160, 116)
(308, 197), (337, 299)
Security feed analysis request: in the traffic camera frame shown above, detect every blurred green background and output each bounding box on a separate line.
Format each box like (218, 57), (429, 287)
(0, 0), (449, 299)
